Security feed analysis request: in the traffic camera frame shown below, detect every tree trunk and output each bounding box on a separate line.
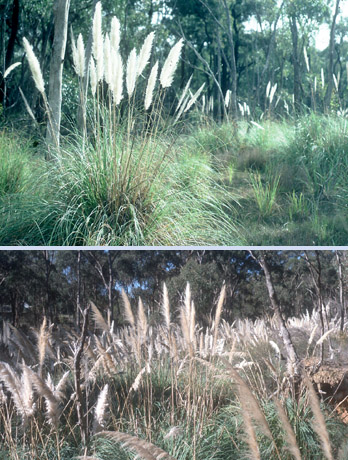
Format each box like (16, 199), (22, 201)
(253, 252), (301, 378)
(46, 0), (70, 147)
(76, 250), (81, 330)
(107, 251), (114, 325)
(289, 13), (301, 112)
(324, 0), (340, 111)
(260, 1), (284, 83)
(336, 251), (345, 331)
(222, 0), (237, 117)
(0, 0), (20, 106)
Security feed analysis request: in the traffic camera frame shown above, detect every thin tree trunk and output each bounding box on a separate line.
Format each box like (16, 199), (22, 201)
(76, 250), (81, 330)
(324, 0), (341, 111)
(260, 1), (284, 82)
(222, 0), (237, 117)
(304, 251), (327, 364)
(251, 251), (301, 379)
(336, 251), (345, 331)
(216, 29), (222, 121)
(289, 13), (301, 112)
(74, 304), (90, 453)
(0, 0), (20, 106)
(107, 251), (114, 325)
(46, 0), (71, 147)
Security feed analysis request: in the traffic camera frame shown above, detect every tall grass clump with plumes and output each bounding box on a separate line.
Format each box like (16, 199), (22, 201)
(0, 1), (239, 245)
(1, 285), (348, 459)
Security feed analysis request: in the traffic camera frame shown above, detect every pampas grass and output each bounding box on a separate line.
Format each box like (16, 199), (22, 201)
(305, 376), (333, 460)
(145, 61), (158, 110)
(160, 38), (184, 88)
(97, 431), (175, 460)
(138, 32), (155, 77)
(23, 38), (45, 94)
(126, 48), (138, 97)
(110, 16), (120, 52)
(121, 289), (135, 327)
(3, 62), (21, 79)
(94, 384), (108, 430)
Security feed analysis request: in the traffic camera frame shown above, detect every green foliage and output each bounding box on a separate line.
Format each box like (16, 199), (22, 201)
(250, 171), (280, 217)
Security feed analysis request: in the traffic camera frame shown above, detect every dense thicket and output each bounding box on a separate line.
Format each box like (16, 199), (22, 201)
(0, 250), (345, 328)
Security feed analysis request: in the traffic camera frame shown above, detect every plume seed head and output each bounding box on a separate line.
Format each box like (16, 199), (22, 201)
(110, 16), (120, 52)
(126, 48), (138, 97)
(111, 52), (123, 105)
(104, 33), (111, 85)
(76, 34), (85, 78)
(175, 73), (192, 113)
(184, 83), (205, 112)
(160, 38), (184, 88)
(90, 57), (97, 96)
(95, 384), (109, 428)
(137, 31), (155, 76)
(161, 282), (171, 329)
(3, 62), (21, 79)
(23, 37), (45, 94)
(121, 289), (135, 327)
(92, 2), (102, 59)
(145, 60), (158, 110)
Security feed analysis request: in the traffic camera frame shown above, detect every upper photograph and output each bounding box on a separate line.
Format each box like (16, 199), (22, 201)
(0, 0), (347, 246)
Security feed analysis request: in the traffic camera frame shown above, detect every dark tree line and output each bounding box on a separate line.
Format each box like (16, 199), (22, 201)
(0, 250), (346, 331)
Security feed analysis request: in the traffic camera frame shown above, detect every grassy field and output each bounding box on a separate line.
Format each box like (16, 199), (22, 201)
(0, 285), (348, 459)
(1, 112), (348, 245)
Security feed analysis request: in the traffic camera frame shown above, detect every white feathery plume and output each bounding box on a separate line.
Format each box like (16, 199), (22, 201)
(321, 68), (325, 88)
(144, 60), (158, 110)
(175, 74), (192, 113)
(224, 89), (231, 107)
(90, 57), (97, 97)
(137, 31), (155, 76)
(238, 102), (244, 116)
(111, 52), (123, 105)
(121, 289), (135, 327)
(202, 94), (205, 112)
(3, 62), (21, 79)
(104, 33), (112, 85)
(110, 16), (121, 52)
(333, 73), (338, 92)
(23, 37), (45, 94)
(95, 384), (109, 427)
(174, 94), (189, 122)
(160, 38), (184, 88)
(266, 80), (271, 99)
(303, 46), (310, 72)
(55, 371), (70, 401)
(314, 76), (317, 93)
(184, 83), (205, 112)
(76, 34), (85, 78)
(92, 1), (102, 59)
(137, 297), (148, 340)
(126, 48), (138, 97)
(316, 328), (334, 347)
(269, 83), (277, 105)
(92, 2), (103, 82)
(250, 120), (265, 130)
(162, 283), (171, 329)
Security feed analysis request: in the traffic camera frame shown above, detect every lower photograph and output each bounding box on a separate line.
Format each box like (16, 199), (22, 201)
(0, 249), (347, 459)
